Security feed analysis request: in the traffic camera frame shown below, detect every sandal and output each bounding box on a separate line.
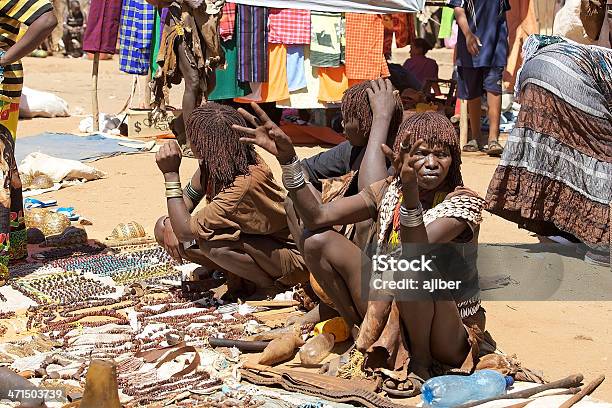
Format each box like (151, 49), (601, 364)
(382, 372), (426, 398)
(484, 140), (504, 156)
(462, 139), (480, 153)
(24, 198), (57, 210)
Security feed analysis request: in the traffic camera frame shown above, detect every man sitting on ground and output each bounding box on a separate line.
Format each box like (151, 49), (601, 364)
(154, 102), (309, 298)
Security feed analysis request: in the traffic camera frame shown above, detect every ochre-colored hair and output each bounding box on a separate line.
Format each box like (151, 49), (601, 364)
(186, 103), (258, 197)
(341, 80), (404, 145)
(394, 112), (463, 189)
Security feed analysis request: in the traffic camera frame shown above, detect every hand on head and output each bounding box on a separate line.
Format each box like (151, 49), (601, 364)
(366, 78), (401, 120)
(233, 103), (297, 164)
(156, 140), (183, 175)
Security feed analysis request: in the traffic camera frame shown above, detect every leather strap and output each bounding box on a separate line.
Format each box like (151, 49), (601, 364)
(135, 341), (187, 363)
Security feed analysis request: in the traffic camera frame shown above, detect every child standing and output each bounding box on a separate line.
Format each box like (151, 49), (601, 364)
(449, 0), (510, 156)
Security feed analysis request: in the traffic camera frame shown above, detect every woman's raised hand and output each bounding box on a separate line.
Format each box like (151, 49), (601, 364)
(233, 103), (297, 164)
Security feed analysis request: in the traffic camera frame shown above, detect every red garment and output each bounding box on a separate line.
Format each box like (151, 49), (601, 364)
(268, 8), (311, 45)
(83, 0), (122, 54)
(345, 13), (389, 80)
(219, 2), (236, 41)
(383, 13), (416, 57)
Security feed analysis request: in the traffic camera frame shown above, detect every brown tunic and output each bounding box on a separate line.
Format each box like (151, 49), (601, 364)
(190, 163), (308, 287)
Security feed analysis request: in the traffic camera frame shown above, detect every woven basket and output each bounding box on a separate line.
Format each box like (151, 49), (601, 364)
(23, 172), (54, 190)
(41, 212), (71, 237)
(25, 208), (49, 229)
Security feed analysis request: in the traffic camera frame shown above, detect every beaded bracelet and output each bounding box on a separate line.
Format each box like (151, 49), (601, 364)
(400, 203), (424, 227)
(280, 156), (305, 190)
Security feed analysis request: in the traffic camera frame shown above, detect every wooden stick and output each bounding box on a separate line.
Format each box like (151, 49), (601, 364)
(501, 388), (582, 408)
(246, 300), (300, 308)
(558, 375), (605, 408)
(456, 374), (584, 408)
(459, 99), (469, 150)
(92, 52), (100, 132)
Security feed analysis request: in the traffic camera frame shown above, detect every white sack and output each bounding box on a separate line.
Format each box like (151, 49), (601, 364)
(19, 87), (70, 119)
(19, 152), (106, 182)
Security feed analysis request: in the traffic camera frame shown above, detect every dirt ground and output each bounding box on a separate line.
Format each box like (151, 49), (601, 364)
(12, 52), (612, 402)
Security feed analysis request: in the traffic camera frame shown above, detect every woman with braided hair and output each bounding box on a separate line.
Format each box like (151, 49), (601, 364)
(235, 106), (490, 396)
(154, 102), (308, 297)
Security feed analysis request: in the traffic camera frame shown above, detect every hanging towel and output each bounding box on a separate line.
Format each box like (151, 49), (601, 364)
(268, 9), (311, 44)
(318, 66), (348, 103)
(310, 11), (343, 67)
(219, 2), (236, 41)
(345, 13), (389, 80)
(277, 47), (326, 109)
(438, 6), (455, 39)
(286, 45), (307, 91)
(209, 37), (251, 100)
(236, 5), (269, 82)
(119, 0), (156, 75)
(83, 0), (122, 54)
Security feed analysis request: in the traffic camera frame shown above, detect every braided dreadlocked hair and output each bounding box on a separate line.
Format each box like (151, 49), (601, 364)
(186, 103), (258, 197)
(341, 80), (404, 145)
(394, 112), (463, 190)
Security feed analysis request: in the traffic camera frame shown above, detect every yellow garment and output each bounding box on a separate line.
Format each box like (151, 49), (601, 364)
(259, 44), (289, 102)
(235, 44), (289, 103)
(317, 66), (348, 103)
(314, 317), (351, 342)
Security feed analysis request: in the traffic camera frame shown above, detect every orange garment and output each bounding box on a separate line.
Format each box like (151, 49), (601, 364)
(345, 13), (390, 80)
(234, 43), (289, 103)
(318, 66), (348, 103)
(504, 0), (538, 90)
(382, 13), (416, 57)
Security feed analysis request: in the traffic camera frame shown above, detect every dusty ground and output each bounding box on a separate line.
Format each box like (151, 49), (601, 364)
(11, 52), (612, 401)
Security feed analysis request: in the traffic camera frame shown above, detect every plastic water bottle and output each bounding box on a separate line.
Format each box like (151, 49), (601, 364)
(299, 333), (335, 365)
(422, 370), (514, 407)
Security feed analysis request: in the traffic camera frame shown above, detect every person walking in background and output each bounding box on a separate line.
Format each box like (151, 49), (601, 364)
(0, 0), (57, 284)
(450, 0), (509, 156)
(62, 0), (86, 57)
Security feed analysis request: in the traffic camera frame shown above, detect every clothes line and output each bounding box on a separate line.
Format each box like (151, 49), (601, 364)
(226, 0), (425, 14)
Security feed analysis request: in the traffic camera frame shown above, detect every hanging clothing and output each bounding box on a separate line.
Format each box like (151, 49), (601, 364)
(503, 0), (538, 90)
(438, 6), (455, 38)
(119, 0), (156, 75)
(310, 11), (343, 67)
(235, 44), (289, 103)
(318, 66), (348, 102)
(236, 5), (269, 82)
(219, 2), (236, 41)
(345, 13), (389, 80)
(152, 2), (224, 108)
(83, 0), (122, 54)
(277, 47), (326, 109)
(286, 45), (307, 91)
(150, 8), (163, 78)
(268, 8), (311, 44)
(208, 37), (251, 100)
(382, 13), (415, 57)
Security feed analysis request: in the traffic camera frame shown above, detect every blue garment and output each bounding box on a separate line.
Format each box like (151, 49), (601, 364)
(119, 0), (156, 75)
(287, 45), (307, 92)
(447, 0), (510, 68)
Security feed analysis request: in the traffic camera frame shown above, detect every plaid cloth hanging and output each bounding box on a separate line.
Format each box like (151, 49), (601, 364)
(119, 0), (156, 75)
(345, 13), (389, 80)
(219, 2), (236, 41)
(268, 9), (311, 44)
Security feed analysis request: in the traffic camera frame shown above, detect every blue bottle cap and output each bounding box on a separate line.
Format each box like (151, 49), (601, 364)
(505, 376), (515, 388)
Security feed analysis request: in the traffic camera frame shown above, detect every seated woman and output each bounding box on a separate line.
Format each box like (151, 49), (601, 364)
(154, 102), (309, 297)
(287, 78), (404, 323)
(234, 107), (487, 394)
(403, 38), (441, 95)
